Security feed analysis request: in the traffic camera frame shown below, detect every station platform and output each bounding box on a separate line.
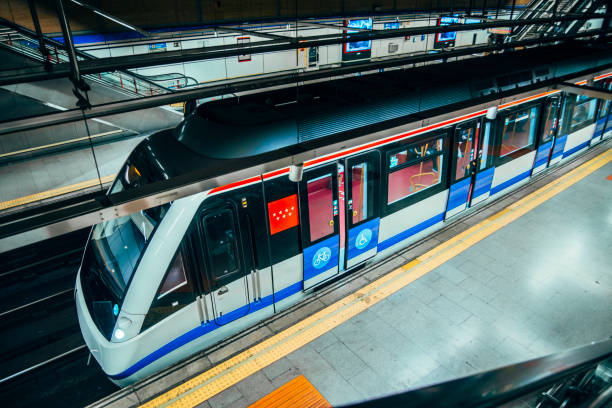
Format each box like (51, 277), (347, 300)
(91, 144), (612, 408)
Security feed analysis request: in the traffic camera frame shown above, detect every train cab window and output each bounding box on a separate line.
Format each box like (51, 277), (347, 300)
(499, 106), (539, 158)
(387, 138), (444, 204)
(570, 95), (597, 133)
(141, 248), (196, 331)
(307, 174), (334, 241)
(204, 209), (240, 281)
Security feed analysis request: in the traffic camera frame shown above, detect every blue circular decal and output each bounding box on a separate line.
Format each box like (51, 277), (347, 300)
(113, 304), (119, 316)
(355, 228), (373, 250)
(312, 246), (332, 269)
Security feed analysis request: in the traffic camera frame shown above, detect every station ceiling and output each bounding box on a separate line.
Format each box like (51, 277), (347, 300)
(3, 0), (528, 37)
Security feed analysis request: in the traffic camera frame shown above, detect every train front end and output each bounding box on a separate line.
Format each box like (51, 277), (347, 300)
(75, 200), (170, 386)
(75, 135), (176, 386)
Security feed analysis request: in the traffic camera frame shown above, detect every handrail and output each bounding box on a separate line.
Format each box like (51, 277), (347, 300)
(340, 338), (612, 407)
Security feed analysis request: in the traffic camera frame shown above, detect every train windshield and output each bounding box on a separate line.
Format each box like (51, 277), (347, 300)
(80, 204), (169, 339)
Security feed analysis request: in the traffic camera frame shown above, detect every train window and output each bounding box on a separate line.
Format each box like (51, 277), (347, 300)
(350, 162), (374, 224)
(570, 95), (597, 132)
(479, 121), (493, 170)
(453, 126), (475, 181)
(598, 100), (610, 120)
(540, 99), (560, 145)
(499, 106), (538, 158)
(204, 209), (240, 281)
(307, 174), (334, 241)
(141, 249), (196, 331)
(387, 138), (444, 204)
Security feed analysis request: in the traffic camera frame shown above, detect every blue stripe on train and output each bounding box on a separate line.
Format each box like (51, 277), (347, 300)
(472, 167), (495, 199)
(108, 281), (302, 380)
(377, 212), (445, 253)
(446, 178), (471, 211)
(550, 134), (568, 160)
(562, 140), (590, 159)
(533, 141), (553, 169)
(490, 169), (531, 196)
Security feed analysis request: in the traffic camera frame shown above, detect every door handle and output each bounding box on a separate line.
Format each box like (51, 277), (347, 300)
(217, 286), (229, 295)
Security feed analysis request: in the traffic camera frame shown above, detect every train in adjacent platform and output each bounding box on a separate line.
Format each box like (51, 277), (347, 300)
(75, 43), (612, 386)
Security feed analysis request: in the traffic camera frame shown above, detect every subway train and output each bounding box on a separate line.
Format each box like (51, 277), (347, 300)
(75, 42), (612, 386)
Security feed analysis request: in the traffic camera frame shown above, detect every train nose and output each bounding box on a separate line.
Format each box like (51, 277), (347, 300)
(74, 284), (103, 364)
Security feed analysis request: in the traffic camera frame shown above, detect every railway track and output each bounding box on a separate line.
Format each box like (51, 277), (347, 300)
(0, 228), (118, 407)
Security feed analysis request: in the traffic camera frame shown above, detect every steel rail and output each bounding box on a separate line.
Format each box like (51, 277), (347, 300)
(0, 344), (86, 385)
(1, 26), (610, 136)
(0, 288), (73, 318)
(0, 12), (607, 86)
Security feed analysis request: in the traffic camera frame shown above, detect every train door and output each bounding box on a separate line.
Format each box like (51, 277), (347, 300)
(344, 152), (380, 269)
(299, 164), (340, 290)
(591, 98), (610, 146)
(199, 204), (251, 325)
(445, 120), (479, 219)
(533, 96), (562, 174)
(445, 118), (495, 217)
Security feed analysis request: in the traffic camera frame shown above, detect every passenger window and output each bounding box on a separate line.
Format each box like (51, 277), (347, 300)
(387, 138), (444, 204)
(540, 99), (560, 144)
(499, 107), (538, 157)
(204, 209), (240, 281)
(570, 95), (597, 132)
(141, 249), (196, 331)
(598, 100), (610, 120)
(350, 162), (374, 224)
(453, 126), (475, 181)
(307, 174), (334, 241)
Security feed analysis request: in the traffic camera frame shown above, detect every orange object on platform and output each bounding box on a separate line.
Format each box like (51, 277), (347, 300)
(607, 174), (612, 181)
(248, 375), (331, 408)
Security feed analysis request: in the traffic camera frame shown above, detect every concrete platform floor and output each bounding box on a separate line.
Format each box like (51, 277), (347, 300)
(90, 145), (612, 408)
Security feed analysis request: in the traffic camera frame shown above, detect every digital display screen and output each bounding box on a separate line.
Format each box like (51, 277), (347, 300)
(464, 18), (481, 24)
(437, 17), (459, 42)
(384, 22), (400, 30)
(345, 18), (373, 53)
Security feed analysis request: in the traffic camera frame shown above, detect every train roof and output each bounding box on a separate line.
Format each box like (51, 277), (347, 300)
(111, 41), (612, 196)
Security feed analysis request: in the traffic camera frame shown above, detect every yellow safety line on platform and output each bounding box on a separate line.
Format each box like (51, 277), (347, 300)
(0, 174), (116, 211)
(141, 149), (612, 408)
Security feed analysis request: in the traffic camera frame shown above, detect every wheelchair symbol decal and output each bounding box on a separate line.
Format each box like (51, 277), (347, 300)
(312, 246), (332, 269)
(355, 228), (373, 250)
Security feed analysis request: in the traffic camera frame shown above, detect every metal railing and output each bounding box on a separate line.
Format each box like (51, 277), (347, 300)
(342, 338), (612, 408)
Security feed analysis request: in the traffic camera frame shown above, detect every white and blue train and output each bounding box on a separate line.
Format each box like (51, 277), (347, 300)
(75, 43), (612, 386)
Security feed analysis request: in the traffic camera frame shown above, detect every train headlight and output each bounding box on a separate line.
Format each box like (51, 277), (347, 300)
(114, 329), (125, 340)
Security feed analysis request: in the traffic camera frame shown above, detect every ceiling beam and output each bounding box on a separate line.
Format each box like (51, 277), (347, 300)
(69, 0), (152, 37)
(0, 13), (607, 87)
(0, 28), (609, 136)
(556, 82), (612, 100)
(215, 26), (292, 41)
(298, 21), (375, 32)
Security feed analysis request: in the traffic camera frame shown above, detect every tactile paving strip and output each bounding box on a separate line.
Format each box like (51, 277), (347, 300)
(248, 375), (331, 408)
